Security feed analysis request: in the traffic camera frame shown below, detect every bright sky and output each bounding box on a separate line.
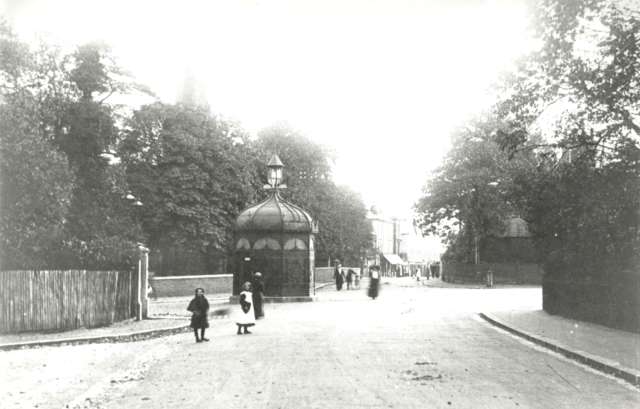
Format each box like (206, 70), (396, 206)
(3, 0), (532, 223)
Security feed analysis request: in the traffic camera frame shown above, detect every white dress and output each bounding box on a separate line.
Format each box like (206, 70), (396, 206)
(236, 290), (256, 326)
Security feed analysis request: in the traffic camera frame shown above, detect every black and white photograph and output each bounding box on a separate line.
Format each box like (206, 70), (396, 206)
(0, 0), (639, 408)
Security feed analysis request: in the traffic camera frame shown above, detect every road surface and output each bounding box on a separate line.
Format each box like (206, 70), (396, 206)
(1, 281), (638, 408)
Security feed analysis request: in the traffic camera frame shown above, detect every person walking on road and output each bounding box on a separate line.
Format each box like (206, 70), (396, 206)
(368, 265), (380, 300)
(334, 262), (344, 291)
(252, 272), (265, 320)
(346, 268), (354, 290)
(187, 288), (210, 342)
(236, 282), (255, 335)
(354, 269), (361, 289)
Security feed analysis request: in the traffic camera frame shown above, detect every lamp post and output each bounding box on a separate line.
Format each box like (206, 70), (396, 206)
(99, 150), (121, 165)
(100, 150), (150, 310)
(137, 243), (150, 319)
(266, 154), (287, 295)
(125, 192), (143, 207)
(469, 180), (500, 283)
(266, 154), (287, 190)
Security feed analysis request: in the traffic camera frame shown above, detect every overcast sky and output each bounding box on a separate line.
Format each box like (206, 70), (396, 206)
(2, 0), (533, 224)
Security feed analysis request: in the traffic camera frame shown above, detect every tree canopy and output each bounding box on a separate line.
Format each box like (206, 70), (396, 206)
(495, 0), (639, 157)
(415, 0), (640, 276)
(494, 0), (639, 277)
(414, 117), (537, 262)
(120, 103), (260, 255)
(0, 22), (76, 269)
(0, 21), (373, 271)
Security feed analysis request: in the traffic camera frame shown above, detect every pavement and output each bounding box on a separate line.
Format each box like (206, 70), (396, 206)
(1, 278), (638, 388)
(0, 295), (230, 350)
(480, 310), (640, 387)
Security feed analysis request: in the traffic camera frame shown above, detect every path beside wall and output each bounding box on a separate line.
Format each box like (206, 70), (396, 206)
(151, 268), (363, 298)
(315, 267), (361, 284)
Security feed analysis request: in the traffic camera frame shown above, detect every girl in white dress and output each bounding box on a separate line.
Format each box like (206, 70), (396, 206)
(236, 281), (255, 335)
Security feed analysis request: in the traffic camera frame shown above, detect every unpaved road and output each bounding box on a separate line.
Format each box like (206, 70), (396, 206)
(1, 282), (638, 408)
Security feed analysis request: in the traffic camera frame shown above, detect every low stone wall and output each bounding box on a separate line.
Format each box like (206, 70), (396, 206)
(442, 262), (543, 285)
(150, 274), (233, 298)
(151, 268), (365, 298)
(315, 267), (361, 284)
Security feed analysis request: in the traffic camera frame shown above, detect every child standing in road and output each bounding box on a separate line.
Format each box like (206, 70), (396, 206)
(236, 281), (255, 335)
(187, 288), (210, 342)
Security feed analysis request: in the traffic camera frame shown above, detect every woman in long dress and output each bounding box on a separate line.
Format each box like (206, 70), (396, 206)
(236, 281), (255, 335)
(334, 262), (344, 291)
(368, 265), (380, 299)
(252, 272), (265, 319)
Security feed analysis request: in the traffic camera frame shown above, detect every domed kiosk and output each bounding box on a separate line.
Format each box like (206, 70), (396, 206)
(232, 155), (318, 302)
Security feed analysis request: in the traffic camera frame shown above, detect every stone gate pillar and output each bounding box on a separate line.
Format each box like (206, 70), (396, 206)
(137, 244), (150, 320)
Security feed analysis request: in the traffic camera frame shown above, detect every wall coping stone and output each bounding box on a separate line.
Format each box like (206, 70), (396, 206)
(151, 274), (232, 281)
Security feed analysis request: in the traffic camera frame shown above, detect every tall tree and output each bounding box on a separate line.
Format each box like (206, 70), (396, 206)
(0, 22), (76, 269)
(54, 42), (144, 269)
(414, 117), (536, 262)
(312, 183), (372, 266)
(495, 0), (639, 156)
(120, 103), (260, 273)
(492, 0), (640, 278)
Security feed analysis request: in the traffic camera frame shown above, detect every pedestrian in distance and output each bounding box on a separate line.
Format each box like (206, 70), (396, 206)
(485, 269), (494, 288)
(346, 268), (354, 290)
(187, 287), (210, 342)
(334, 261), (344, 291)
(368, 265), (380, 300)
(354, 269), (361, 289)
(236, 281), (255, 335)
(252, 272), (265, 320)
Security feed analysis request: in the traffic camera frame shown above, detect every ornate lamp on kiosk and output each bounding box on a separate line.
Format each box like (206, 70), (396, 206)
(265, 154), (286, 190)
(232, 154), (318, 302)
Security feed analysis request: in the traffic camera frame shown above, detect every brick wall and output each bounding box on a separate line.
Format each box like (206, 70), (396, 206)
(543, 275), (640, 333)
(442, 262), (543, 285)
(150, 274), (233, 298)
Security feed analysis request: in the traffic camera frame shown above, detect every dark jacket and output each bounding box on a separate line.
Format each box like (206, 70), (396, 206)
(187, 295), (210, 329)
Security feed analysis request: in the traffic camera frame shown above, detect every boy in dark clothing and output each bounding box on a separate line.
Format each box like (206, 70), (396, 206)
(187, 288), (210, 342)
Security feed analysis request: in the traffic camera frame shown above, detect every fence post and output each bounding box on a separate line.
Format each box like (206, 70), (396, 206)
(137, 244), (150, 320)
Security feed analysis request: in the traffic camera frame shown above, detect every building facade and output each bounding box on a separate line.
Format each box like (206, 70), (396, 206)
(365, 210), (407, 275)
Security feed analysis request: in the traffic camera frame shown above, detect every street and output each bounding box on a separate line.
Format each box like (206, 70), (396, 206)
(1, 281), (638, 409)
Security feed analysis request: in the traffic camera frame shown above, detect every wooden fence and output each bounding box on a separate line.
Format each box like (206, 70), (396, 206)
(0, 270), (137, 334)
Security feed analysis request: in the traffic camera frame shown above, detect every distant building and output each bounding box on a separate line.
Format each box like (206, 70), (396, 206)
(483, 216), (536, 263)
(365, 210), (408, 276)
(501, 217), (531, 238)
(177, 66), (209, 108)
